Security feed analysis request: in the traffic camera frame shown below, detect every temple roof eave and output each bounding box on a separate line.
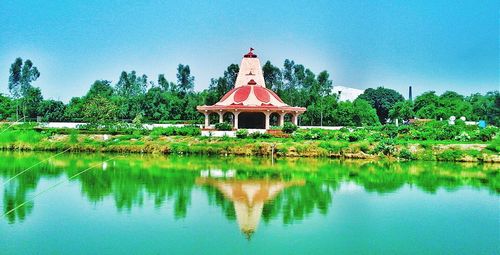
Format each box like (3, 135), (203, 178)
(196, 105), (306, 113)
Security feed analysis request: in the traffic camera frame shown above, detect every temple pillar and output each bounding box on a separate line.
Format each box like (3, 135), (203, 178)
(292, 114), (299, 126)
(204, 113), (210, 128)
(218, 111), (224, 123)
(264, 111), (271, 130)
(234, 112), (240, 129)
(279, 113), (285, 126)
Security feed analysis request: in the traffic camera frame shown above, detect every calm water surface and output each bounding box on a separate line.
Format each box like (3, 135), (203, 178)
(0, 152), (498, 254)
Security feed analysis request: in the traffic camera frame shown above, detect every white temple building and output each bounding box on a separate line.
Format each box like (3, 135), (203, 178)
(332, 86), (364, 102)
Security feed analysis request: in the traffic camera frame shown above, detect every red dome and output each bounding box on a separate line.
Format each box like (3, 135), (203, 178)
(217, 85), (286, 107)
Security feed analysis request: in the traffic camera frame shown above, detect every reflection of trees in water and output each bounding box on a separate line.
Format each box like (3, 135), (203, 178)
(0, 153), (497, 224)
(263, 180), (333, 224)
(1, 159), (61, 224)
(3, 177), (35, 224)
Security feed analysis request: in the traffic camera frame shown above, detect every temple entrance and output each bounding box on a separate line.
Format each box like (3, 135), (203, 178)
(238, 112), (265, 129)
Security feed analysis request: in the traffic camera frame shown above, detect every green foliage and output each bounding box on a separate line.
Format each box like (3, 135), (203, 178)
(150, 126), (201, 136)
(372, 139), (396, 156)
(318, 141), (348, 153)
(0, 94), (15, 120)
(235, 129), (248, 138)
(8, 58), (40, 99)
(398, 148), (415, 160)
(282, 122), (298, 133)
(389, 100), (414, 121)
(39, 100), (66, 122)
(485, 137), (500, 153)
(176, 64), (195, 94)
(476, 127), (498, 142)
(82, 95), (118, 125)
(69, 129), (79, 143)
(215, 122), (232, 131)
(358, 87), (405, 123)
(21, 86), (43, 119)
(249, 132), (272, 139)
(436, 150), (464, 161)
(331, 99), (379, 126)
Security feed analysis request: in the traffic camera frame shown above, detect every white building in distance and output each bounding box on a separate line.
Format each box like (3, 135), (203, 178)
(332, 86), (364, 102)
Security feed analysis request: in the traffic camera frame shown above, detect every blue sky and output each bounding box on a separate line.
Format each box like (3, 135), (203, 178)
(1, 0), (498, 102)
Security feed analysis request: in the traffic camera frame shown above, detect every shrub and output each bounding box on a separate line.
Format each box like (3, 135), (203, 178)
(236, 129), (248, 139)
(398, 148), (414, 160)
(381, 125), (398, 138)
(454, 132), (470, 142)
(372, 139), (396, 156)
(485, 137), (500, 153)
(282, 122), (298, 134)
(150, 126), (201, 136)
(249, 132), (271, 139)
(476, 127), (498, 142)
(319, 141), (348, 153)
(437, 150), (464, 161)
(215, 122), (232, 131)
(69, 130), (79, 143)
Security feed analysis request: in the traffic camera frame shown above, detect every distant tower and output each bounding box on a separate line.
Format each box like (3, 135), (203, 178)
(409, 86), (413, 101)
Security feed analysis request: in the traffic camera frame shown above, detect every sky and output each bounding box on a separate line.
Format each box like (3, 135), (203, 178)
(1, 0), (498, 102)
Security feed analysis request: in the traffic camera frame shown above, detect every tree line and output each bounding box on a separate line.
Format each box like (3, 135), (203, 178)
(2, 57), (499, 126)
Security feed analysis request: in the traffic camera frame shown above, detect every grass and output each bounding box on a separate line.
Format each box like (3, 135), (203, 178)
(0, 124), (497, 162)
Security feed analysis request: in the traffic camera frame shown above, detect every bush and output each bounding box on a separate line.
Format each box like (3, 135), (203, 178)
(454, 132), (470, 142)
(381, 125), (398, 138)
(476, 127), (497, 142)
(437, 150), (464, 161)
(249, 132), (272, 139)
(485, 137), (500, 152)
(236, 129), (248, 139)
(398, 148), (414, 160)
(69, 130), (79, 143)
(372, 139), (396, 156)
(215, 122), (232, 131)
(150, 126), (201, 136)
(282, 122), (298, 134)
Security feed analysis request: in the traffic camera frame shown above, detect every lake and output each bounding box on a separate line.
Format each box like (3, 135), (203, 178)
(0, 152), (498, 254)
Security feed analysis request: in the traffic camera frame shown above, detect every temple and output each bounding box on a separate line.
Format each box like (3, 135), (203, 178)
(197, 48), (306, 130)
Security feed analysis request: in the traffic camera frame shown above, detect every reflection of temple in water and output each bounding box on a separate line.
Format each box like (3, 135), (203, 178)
(196, 173), (304, 239)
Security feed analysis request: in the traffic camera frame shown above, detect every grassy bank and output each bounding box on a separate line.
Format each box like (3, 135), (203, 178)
(0, 123), (498, 162)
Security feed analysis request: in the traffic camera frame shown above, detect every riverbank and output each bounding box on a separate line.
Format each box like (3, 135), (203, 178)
(1, 132), (498, 163)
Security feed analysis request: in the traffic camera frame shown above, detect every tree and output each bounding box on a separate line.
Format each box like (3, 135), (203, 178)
(468, 91), (500, 126)
(205, 64), (239, 106)
(83, 95), (118, 125)
(0, 94), (14, 120)
(8, 58), (40, 120)
(64, 97), (85, 121)
(86, 80), (114, 99)
(144, 87), (170, 121)
(331, 99), (378, 126)
(8, 58), (23, 99)
(158, 74), (177, 93)
(21, 87), (43, 119)
(176, 64), (194, 94)
(413, 91), (439, 117)
(39, 100), (66, 122)
(262, 61), (282, 92)
(20, 60), (40, 97)
(389, 101), (415, 121)
(115, 71), (147, 98)
(114, 71), (148, 120)
(358, 87), (404, 123)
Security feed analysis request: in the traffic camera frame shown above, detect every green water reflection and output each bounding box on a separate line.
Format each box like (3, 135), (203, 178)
(0, 152), (498, 254)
